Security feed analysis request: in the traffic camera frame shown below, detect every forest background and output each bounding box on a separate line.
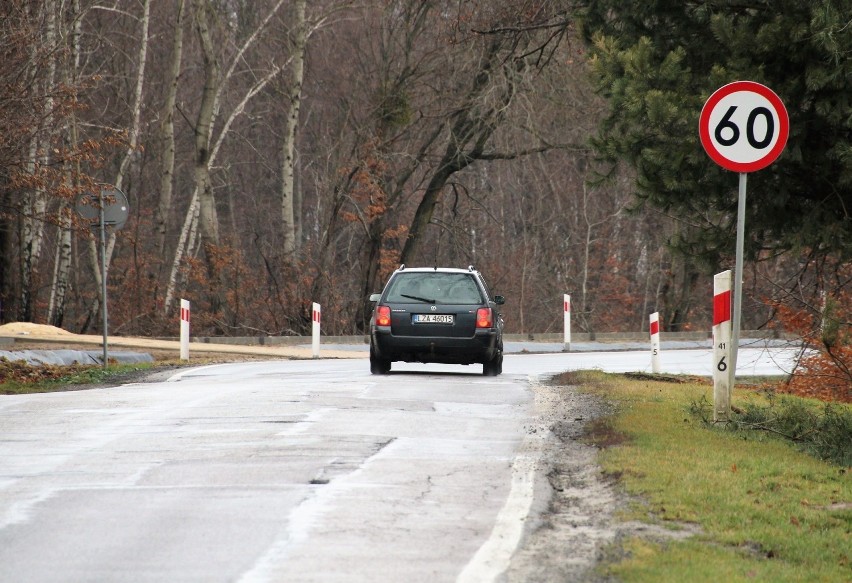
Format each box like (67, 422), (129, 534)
(0, 0), (849, 381)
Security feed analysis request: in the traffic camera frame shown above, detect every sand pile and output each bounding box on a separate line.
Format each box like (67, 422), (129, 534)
(0, 323), (76, 338)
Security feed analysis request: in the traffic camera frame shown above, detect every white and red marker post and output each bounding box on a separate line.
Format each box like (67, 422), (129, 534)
(563, 294), (571, 352)
(311, 302), (321, 359)
(712, 271), (733, 422)
(180, 298), (190, 361)
(649, 312), (661, 373)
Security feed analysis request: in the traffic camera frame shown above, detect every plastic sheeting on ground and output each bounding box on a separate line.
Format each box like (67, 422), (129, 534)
(0, 350), (154, 366)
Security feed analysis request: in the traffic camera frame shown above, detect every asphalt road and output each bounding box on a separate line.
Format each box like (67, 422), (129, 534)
(0, 347), (798, 582)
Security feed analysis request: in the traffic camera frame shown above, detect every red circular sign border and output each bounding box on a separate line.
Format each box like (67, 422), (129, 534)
(699, 81), (789, 173)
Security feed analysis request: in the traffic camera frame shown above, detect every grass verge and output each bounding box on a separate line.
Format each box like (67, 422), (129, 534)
(556, 370), (851, 583)
(0, 360), (177, 394)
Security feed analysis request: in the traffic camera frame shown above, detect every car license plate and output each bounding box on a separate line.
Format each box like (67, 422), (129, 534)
(413, 314), (454, 324)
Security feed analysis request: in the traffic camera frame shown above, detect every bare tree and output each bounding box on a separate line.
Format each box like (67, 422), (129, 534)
(164, 0), (294, 316)
(190, 0), (221, 266)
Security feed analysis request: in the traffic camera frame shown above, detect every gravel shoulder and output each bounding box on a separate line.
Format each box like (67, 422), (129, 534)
(505, 377), (621, 582)
(506, 377), (702, 582)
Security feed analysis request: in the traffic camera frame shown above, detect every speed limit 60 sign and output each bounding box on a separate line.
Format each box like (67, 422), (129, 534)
(699, 81), (788, 172)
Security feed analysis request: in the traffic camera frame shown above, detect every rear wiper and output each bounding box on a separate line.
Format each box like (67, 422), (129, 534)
(400, 293), (435, 304)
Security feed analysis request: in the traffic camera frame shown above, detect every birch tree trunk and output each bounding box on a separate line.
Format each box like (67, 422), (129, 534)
(48, 0), (82, 328)
(156, 0), (185, 257)
(163, 190), (199, 312)
(20, 138), (44, 322)
(20, 0), (56, 321)
(280, 0), (306, 258)
(114, 0), (149, 194)
(48, 205), (72, 327)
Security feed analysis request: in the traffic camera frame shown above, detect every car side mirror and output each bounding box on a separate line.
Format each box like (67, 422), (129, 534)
(494, 295), (505, 305)
(369, 293), (381, 302)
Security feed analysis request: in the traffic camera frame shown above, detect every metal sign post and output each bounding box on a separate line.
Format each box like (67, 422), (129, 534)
(98, 191), (109, 367)
(76, 187), (130, 368)
(731, 173), (747, 388)
(699, 81), (788, 412)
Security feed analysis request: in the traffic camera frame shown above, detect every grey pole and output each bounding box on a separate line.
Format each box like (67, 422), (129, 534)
(730, 172), (747, 394)
(99, 190), (109, 369)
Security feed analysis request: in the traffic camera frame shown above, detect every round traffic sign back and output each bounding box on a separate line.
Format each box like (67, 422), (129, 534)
(699, 81), (788, 172)
(75, 187), (130, 230)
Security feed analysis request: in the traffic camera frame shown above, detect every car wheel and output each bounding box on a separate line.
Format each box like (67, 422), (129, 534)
(370, 352), (391, 375)
(482, 351), (502, 376)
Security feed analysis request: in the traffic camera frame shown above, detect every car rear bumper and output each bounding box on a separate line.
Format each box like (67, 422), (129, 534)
(371, 327), (499, 364)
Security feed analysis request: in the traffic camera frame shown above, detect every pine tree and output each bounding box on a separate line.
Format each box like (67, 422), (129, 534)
(580, 0), (852, 266)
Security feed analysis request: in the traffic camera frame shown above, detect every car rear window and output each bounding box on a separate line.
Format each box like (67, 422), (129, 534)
(385, 273), (483, 305)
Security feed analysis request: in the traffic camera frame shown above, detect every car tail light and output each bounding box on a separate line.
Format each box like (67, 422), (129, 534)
(476, 307), (493, 328)
(376, 305), (391, 327)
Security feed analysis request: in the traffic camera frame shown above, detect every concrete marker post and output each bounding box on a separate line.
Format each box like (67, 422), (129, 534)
(649, 312), (661, 373)
(312, 302), (321, 359)
(712, 271), (733, 422)
(180, 299), (190, 361)
(563, 294), (571, 352)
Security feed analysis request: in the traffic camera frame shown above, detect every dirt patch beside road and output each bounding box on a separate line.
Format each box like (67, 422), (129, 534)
(505, 378), (620, 582)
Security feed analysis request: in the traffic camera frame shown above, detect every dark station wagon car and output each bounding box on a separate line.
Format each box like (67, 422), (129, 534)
(369, 265), (505, 375)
